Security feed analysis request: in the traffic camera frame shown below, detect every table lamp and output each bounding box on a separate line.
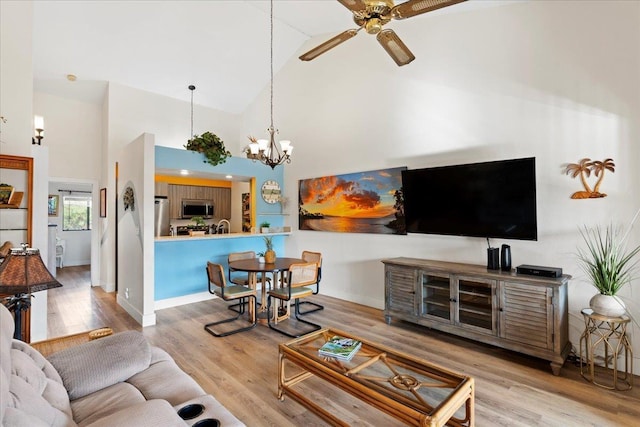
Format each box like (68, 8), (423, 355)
(0, 244), (62, 340)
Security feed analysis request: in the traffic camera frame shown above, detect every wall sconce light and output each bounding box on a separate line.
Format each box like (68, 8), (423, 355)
(32, 115), (44, 145)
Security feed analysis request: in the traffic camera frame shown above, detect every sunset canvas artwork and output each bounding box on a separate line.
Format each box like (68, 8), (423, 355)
(299, 167), (407, 235)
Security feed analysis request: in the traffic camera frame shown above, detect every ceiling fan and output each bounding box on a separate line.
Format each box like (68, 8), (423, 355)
(299, 0), (467, 66)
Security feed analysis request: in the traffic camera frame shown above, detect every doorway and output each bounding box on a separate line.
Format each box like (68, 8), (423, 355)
(48, 179), (99, 285)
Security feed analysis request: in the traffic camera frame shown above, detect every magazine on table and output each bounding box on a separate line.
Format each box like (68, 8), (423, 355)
(318, 335), (362, 361)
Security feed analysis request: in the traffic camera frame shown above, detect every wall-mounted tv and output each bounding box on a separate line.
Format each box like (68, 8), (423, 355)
(402, 157), (537, 241)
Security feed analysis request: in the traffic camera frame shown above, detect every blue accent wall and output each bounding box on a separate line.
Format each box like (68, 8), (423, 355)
(154, 146), (288, 301)
(154, 235), (286, 300)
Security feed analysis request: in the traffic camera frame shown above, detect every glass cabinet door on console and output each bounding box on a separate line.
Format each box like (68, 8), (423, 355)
(455, 276), (497, 335)
(419, 271), (451, 321)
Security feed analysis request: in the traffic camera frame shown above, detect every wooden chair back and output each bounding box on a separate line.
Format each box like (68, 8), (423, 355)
(301, 250), (322, 267)
(206, 262), (227, 289)
(228, 251), (256, 262)
(288, 262), (319, 288)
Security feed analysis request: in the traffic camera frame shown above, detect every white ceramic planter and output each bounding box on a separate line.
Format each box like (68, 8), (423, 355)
(589, 294), (626, 318)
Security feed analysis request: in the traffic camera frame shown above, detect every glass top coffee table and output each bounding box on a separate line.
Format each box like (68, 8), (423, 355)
(278, 328), (474, 427)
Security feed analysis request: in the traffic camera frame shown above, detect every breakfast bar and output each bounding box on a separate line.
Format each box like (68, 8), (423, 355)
(154, 232), (290, 308)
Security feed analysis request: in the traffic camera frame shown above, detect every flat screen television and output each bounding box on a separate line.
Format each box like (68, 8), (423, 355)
(402, 157), (537, 241)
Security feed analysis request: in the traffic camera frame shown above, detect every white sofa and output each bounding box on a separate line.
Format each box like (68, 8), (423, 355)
(0, 304), (244, 426)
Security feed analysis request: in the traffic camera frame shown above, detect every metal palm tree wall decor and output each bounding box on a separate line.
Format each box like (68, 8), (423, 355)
(564, 158), (615, 199)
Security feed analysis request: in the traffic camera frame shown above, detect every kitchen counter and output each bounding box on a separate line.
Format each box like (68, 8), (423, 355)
(155, 231), (290, 242)
(154, 231), (289, 308)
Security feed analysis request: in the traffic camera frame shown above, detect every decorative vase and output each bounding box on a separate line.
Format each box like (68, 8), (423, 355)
(264, 250), (276, 263)
(589, 294), (626, 317)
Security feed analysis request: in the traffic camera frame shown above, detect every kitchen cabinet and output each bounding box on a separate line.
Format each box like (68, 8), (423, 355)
(167, 184), (231, 219)
(383, 257), (570, 375)
(154, 181), (169, 197)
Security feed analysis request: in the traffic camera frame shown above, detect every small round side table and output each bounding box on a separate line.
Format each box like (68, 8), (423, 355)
(579, 308), (633, 391)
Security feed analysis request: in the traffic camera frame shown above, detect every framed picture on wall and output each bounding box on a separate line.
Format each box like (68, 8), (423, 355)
(100, 188), (107, 217)
(48, 195), (59, 216)
(298, 166), (407, 235)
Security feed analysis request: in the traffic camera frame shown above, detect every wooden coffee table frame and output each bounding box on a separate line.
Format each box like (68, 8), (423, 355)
(278, 328), (474, 427)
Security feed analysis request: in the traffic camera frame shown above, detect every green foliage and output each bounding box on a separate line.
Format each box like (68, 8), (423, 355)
(260, 221), (270, 228)
(184, 131), (231, 166)
(63, 198), (92, 231)
(191, 216), (205, 226)
(263, 236), (274, 251)
(577, 224), (640, 296)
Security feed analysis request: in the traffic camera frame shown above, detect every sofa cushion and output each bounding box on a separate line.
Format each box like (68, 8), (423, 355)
(0, 301), (15, 424)
(48, 331), (152, 400)
(83, 399), (187, 427)
(6, 340), (74, 426)
(1, 407), (60, 427)
(71, 382), (146, 427)
(126, 347), (205, 406)
(8, 374), (75, 427)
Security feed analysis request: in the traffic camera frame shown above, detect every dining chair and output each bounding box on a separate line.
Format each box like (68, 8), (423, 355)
(204, 262), (257, 337)
(267, 262), (322, 338)
(228, 251), (271, 312)
(281, 251), (324, 316)
(297, 250), (324, 315)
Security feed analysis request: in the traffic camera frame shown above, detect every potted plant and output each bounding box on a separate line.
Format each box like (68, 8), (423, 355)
(577, 223), (640, 317)
(188, 216), (207, 236)
(263, 236), (276, 263)
(184, 131), (232, 166)
(260, 221), (270, 234)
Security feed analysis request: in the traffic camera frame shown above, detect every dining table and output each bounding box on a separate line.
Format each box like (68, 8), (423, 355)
(228, 257), (304, 323)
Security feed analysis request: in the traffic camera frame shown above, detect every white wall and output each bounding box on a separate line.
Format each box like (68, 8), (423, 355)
(116, 133), (156, 326)
(0, 1), (51, 341)
(34, 92), (102, 180)
(0, 1), (33, 157)
(242, 0), (640, 366)
(107, 82), (241, 151)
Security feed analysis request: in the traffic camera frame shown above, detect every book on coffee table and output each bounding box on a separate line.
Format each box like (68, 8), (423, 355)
(318, 335), (362, 361)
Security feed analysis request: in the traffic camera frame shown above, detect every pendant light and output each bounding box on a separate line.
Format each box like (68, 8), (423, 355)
(188, 84), (196, 139)
(246, 0), (293, 169)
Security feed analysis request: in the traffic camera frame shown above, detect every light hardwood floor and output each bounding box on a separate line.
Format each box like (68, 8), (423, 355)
(48, 266), (639, 426)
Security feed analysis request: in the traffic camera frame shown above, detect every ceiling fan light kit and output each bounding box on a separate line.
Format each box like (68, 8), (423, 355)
(300, 0), (467, 66)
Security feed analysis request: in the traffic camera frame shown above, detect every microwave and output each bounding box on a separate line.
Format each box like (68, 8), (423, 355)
(181, 199), (214, 219)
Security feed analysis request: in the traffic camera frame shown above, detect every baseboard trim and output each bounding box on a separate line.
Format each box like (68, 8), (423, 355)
(116, 294), (156, 327)
(154, 291), (217, 311)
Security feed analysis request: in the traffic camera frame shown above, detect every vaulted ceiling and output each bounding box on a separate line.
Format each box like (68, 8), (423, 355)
(32, 0), (497, 114)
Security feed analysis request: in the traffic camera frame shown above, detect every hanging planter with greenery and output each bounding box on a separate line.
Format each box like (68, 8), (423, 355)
(184, 131), (232, 167)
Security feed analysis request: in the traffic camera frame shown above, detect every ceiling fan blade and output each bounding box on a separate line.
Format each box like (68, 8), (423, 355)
(337, 0), (368, 13)
(377, 29), (415, 66)
(299, 29), (360, 62)
(391, 0), (467, 20)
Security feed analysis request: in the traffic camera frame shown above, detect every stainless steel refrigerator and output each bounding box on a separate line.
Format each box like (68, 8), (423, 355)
(154, 196), (170, 236)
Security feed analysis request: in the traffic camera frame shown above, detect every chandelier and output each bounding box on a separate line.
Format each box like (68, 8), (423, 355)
(246, 0), (293, 169)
